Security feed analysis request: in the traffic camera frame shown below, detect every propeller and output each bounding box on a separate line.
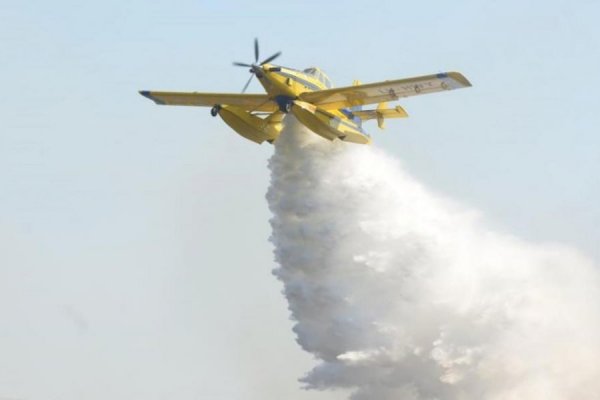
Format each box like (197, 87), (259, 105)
(232, 38), (282, 93)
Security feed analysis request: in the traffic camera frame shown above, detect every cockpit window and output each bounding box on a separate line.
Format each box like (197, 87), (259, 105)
(303, 67), (333, 88)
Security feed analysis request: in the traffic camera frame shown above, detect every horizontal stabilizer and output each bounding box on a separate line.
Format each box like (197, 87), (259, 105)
(353, 106), (408, 120)
(353, 104), (408, 129)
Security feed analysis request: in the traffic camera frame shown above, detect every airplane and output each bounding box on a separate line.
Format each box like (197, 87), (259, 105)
(139, 39), (471, 145)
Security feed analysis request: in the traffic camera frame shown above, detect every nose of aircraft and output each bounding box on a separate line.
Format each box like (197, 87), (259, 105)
(250, 64), (263, 78)
(255, 64), (280, 79)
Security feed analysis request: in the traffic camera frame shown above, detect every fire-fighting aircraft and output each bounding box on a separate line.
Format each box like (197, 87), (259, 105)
(139, 39), (471, 145)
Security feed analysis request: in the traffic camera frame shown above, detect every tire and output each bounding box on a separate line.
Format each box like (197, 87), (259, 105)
(210, 105), (220, 117)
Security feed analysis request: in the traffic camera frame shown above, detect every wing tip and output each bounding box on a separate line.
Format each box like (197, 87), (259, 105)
(138, 90), (165, 105)
(395, 105), (409, 118)
(446, 72), (473, 87)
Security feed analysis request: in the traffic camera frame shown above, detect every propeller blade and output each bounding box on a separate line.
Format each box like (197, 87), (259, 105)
(254, 38), (259, 63)
(233, 61), (252, 67)
(241, 74), (254, 93)
(260, 51), (281, 65)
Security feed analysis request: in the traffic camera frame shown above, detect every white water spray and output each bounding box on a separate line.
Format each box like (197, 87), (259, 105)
(267, 118), (600, 399)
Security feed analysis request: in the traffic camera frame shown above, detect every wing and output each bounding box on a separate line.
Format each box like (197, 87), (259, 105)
(299, 72), (471, 110)
(139, 91), (278, 112)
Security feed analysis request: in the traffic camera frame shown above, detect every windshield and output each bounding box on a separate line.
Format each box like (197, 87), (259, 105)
(303, 67), (333, 88)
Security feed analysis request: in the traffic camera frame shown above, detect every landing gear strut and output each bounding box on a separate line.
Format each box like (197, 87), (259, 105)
(274, 96), (294, 113)
(210, 105), (221, 117)
(278, 101), (292, 113)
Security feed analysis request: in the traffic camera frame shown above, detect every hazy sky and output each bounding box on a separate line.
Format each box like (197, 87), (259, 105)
(1, 1), (599, 399)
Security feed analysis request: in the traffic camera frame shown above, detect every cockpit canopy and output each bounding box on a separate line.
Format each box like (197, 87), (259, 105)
(303, 67), (333, 89)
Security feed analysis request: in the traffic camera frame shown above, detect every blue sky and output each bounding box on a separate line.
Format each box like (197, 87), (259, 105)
(1, 1), (599, 399)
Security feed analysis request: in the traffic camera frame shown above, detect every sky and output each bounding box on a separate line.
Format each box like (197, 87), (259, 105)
(1, 1), (599, 399)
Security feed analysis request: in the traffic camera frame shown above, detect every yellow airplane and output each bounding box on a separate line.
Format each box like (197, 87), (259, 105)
(139, 39), (471, 145)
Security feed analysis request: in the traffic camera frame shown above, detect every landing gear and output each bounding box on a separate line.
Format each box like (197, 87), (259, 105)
(278, 101), (292, 113)
(210, 105), (221, 117)
(274, 96), (294, 113)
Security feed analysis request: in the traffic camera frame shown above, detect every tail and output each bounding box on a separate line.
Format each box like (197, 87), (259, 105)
(352, 102), (409, 129)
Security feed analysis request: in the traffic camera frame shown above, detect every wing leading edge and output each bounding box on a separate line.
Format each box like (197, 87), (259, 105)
(139, 91), (278, 112)
(299, 72), (471, 110)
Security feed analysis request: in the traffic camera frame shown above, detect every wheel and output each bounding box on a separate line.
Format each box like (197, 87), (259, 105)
(210, 105), (220, 117)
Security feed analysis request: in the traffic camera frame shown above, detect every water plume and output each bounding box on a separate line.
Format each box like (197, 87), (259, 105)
(267, 117), (600, 399)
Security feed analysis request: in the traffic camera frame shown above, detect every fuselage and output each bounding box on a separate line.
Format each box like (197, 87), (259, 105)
(254, 64), (367, 143)
(256, 64), (331, 99)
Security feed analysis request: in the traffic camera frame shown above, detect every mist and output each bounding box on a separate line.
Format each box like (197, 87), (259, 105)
(267, 118), (600, 399)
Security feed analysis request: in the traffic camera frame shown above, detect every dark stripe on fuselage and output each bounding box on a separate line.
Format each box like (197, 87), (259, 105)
(340, 108), (363, 128)
(275, 70), (323, 92)
(318, 109), (368, 135)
